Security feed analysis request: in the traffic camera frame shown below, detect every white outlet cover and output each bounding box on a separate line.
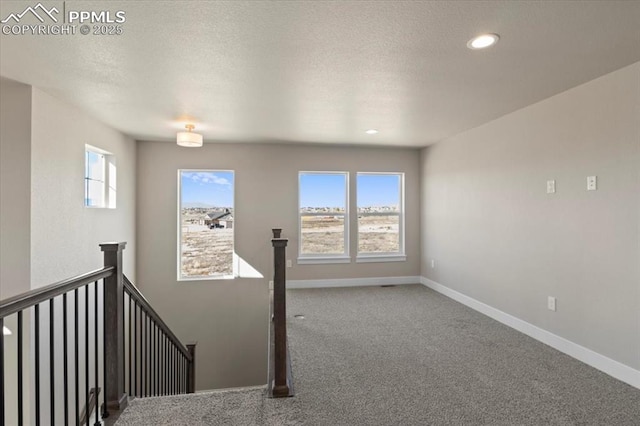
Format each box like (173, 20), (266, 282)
(547, 296), (556, 312)
(547, 180), (556, 194)
(431, 259), (435, 268)
(587, 176), (597, 191)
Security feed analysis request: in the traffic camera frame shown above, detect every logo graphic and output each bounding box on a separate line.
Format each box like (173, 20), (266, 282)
(1, 2), (59, 24)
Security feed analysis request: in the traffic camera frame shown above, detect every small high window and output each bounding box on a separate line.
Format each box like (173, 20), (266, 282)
(84, 145), (116, 208)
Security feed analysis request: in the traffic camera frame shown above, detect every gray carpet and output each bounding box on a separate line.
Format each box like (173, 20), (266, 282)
(116, 285), (640, 425)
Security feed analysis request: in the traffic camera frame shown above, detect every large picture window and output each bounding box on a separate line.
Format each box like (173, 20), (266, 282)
(178, 170), (234, 280)
(357, 173), (405, 261)
(298, 172), (349, 264)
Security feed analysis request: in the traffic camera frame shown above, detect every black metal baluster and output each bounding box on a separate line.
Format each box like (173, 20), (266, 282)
(134, 303), (137, 397)
(122, 290), (126, 395)
(151, 322), (155, 396)
(35, 304), (41, 426)
(85, 286), (89, 426)
(49, 298), (55, 425)
(167, 337), (170, 395)
(94, 281), (99, 426)
(128, 294), (132, 397)
(142, 313), (146, 397)
(102, 281), (109, 420)
(0, 317), (4, 425)
(63, 293), (69, 425)
(74, 289), (79, 426)
(141, 311), (145, 397)
(154, 324), (158, 396)
(141, 313), (144, 397)
(18, 311), (24, 426)
(147, 314), (150, 397)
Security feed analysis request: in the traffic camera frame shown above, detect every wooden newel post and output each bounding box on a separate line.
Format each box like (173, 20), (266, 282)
(100, 242), (128, 415)
(187, 343), (197, 393)
(271, 229), (290, 397)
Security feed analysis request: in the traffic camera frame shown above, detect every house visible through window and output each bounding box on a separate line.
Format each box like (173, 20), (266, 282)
(298, 172), (349, 264)
(178, 170), (235, 280)
(357, 172), (405, 261)
(84, 145), (116, 208)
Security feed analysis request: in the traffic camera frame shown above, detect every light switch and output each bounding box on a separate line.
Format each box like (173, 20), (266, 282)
(587, 176), (597, 191)
(546, 180), (556, 194)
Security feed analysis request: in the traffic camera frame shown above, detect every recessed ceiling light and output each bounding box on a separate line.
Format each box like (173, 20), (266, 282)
(467, 33), (500, 50)
(365, 129), (379, 135)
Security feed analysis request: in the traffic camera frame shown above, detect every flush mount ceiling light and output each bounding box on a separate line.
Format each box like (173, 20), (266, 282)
(2, 326), (11, 336)
(365, 129), (379, 135)
(467, 33), (500, 50)
(176, 124), (203, 147)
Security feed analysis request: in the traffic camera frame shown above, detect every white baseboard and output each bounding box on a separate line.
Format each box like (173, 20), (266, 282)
(420, 276), (640, 390)
(287, 276), (421, 289)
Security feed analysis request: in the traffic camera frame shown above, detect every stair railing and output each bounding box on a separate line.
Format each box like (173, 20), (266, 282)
(0, 242), (196, 426)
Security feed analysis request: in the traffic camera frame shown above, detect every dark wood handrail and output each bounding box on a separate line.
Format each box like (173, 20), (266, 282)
(0, 267), (115, 318)
(123, 276), (192, 361)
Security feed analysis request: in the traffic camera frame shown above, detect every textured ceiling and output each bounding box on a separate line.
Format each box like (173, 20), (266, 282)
(1, 1), (639, 147)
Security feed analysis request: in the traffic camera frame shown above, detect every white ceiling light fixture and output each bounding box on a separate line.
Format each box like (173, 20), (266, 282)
(467, 33), (500, 50)
(365, 129), (379, 135)
(3, 326), (11, 336)
(177, 124), (203, 147)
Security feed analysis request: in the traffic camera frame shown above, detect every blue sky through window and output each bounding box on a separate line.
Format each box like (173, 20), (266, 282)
(300, 173), (346, 208)
(181, 171), (234, 208)
(357, 174), (400, 207)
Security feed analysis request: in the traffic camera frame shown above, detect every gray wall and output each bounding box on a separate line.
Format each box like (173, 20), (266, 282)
(30, 88), (137, 286)
(136, 142), (420, 389)
(420, 62), (640, 370)
(0, 78), (32, 299)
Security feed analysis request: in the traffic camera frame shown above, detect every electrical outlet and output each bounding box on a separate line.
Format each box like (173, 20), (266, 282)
(286, 259), (292, 268)
(269, 280), (274, 290)
(431, 259), (436, 269)
(547, 296), (556, 312)
(587, 176), (597, 191)
(546, 180), (556, 194)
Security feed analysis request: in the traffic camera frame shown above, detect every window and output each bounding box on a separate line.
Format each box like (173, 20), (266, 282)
(84, 145), (116, 208)
(178, 170), (235, 280)
(356, 173), (405, 262)
(298, 172), (349, 264)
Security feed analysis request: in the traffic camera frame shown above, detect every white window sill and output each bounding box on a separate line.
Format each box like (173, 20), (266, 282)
(178, 274), (236, 282)
(356, 254), (406, 263)
(297, 256), (351, 265)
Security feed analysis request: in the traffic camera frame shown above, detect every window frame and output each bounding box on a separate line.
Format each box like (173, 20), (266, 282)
(355, 172), (406, 263)
(84, 144), (116, 209)
(177, 169), (236, 281)
(297, 171), (350, 265)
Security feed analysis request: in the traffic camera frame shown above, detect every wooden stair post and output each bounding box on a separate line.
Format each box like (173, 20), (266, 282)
(100, 242), (128, 416)
(271, 229), (291, 397)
